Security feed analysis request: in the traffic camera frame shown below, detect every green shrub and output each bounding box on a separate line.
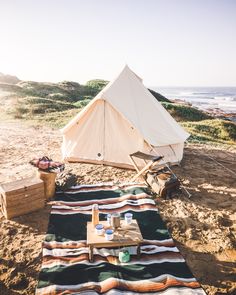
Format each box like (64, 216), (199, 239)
(19, 82), (62, 97)
(86, 79), (109, 92)
(182, 119), (236, 143)
(26, 97), (52, 104)
(12, 96), (77, 118)
(162, 102), (212, 122)
(13, 106), (28, 118)
(73, 99), (91, 108)
(47, 93), (71, 100)
(58, 81), (81, 90)
(18, 81), (86, 102)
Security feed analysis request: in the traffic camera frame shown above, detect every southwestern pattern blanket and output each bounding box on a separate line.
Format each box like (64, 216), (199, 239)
(36, 183), (206, 295)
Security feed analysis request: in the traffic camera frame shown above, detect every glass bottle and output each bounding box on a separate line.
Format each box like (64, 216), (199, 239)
(92, 204), (99, 227)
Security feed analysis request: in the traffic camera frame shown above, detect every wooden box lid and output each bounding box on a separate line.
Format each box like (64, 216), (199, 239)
(0, 177), (43, 195)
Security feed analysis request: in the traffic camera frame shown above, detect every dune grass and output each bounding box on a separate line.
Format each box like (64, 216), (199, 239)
(161, 102), (212, 122)
(182, 119), (236, 144)
(12, 97), (77, 119)
(8, 79), (172, 127)
(31, 108), (80, 128)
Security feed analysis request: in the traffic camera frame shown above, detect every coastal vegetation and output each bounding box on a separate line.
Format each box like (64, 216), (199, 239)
(0, 77), (235, 145)
(182, 119), (236, 144)
(161, 102), (212, 122)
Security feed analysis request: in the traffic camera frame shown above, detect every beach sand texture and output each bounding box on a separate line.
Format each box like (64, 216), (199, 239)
(0, 119), (235, 295)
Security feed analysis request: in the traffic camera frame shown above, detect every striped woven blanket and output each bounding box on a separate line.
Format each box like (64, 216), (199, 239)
(36, 183), (206, 295)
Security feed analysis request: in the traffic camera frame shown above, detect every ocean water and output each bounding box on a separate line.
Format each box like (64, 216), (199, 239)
(154, 87), (236, 114)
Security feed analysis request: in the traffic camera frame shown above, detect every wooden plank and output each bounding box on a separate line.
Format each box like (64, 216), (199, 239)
(2, 197), (44, 216)
(0, 199), (44, 219)
(0, 177), (43, 195)
(6, 199), (44, 213)
(4, 201), (44, 219)
(1, 190), (44, 206)
(4, 193), (44, 208)
(1, 188), (44, 206)
(131, 161), (154, 182)
(128, 155), (141, 174)
(1, 183), (44, 197)
(1, 186), (44, 199)
(1, 195), (44, 208)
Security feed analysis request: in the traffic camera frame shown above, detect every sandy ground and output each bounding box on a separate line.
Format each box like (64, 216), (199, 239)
(0, 119), (236, 295)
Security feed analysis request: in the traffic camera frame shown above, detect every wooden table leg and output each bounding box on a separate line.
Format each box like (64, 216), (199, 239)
(137, 243), (141, 259)
(89, 245), (94, 262)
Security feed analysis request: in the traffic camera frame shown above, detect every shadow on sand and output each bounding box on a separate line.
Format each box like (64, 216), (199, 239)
(175, 243), (236, 294)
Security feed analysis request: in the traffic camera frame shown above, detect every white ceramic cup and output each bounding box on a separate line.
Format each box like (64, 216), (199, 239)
(124, 213), (133, 224)
(105, 229), (114, 241)
(95, 224), (104, 235)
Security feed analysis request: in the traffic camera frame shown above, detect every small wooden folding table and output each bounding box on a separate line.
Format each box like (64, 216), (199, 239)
(87, 219), (143, 262)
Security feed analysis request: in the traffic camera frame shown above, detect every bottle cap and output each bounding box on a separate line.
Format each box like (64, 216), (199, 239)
(105, 229), (113, 234)
(125, 213), (133, 218)
(95, 224), (103, 230)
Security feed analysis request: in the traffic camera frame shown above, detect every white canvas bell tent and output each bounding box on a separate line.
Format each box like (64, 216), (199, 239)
(61, 65), (190, 169)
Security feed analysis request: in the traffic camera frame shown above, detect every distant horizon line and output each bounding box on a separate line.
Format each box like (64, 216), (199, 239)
(1, 72), (236, 88)
(150, 85), (236, 88)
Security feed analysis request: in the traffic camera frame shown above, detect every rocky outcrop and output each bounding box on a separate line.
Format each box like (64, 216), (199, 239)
(0, 72), (20, 84)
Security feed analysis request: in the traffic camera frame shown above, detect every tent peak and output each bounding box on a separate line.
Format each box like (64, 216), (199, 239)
(117, 65), (143, 83)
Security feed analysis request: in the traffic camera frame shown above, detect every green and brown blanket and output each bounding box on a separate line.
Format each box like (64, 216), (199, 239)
(36, 183), (206, 295)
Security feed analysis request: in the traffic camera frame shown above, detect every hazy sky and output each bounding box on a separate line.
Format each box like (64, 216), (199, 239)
(0, 0), (236, 86)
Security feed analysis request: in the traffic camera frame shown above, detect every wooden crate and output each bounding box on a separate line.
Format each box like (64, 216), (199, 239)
(0, 177), (45, 219)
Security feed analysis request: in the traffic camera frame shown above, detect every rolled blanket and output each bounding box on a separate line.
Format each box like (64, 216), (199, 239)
(29, 156), (65, 173)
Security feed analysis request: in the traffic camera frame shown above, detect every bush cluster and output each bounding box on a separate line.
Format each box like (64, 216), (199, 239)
(182, 119), (236, 143)
(161, 102), (213, 122)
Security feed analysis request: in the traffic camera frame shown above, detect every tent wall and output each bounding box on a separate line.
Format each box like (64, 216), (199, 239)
(153, 143), (184, 164)
(62, 100), (105, 161)
(62, 100), (150, 167)
(62, 98), (184, 168)
(103, 101), (148, 164)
